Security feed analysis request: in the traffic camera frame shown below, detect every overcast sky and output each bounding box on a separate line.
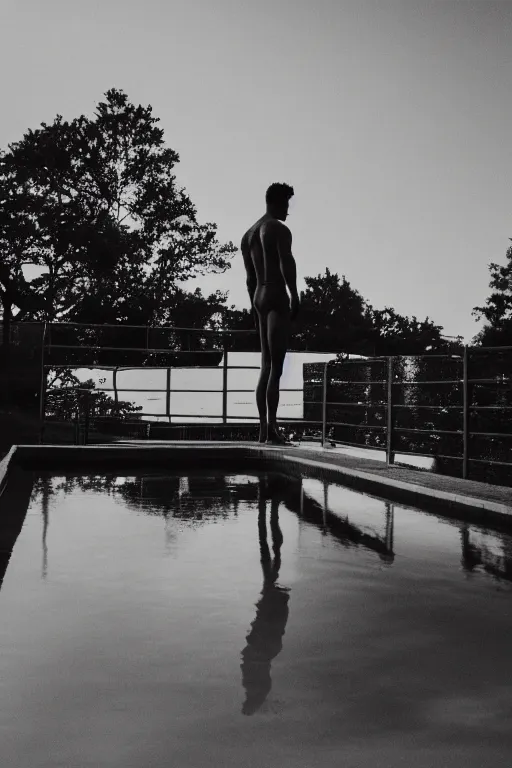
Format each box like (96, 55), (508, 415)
(1, 0), (511, 342)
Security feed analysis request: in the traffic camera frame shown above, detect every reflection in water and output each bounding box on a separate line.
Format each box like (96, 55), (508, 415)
(26, 471), (512, 592)
(41, 478), (50, 580)
(384, 501), (394, 555)
(294, 478), (395, 564)
(461, 524), (512, 583)
(240, 476), (290, 716)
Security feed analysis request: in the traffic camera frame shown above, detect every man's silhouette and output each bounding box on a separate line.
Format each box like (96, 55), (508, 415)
(241, 183), (300, 444)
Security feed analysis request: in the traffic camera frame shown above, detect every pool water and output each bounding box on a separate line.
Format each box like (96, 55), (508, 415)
(1, 470), (512, 767)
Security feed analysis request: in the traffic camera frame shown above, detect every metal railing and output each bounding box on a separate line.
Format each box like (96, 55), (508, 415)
(37, 321), (314, 443)
(12, 321), (512, 482)
(311, 347), (512, 480)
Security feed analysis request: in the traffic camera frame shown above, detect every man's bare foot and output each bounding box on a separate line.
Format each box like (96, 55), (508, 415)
(266, 424), (292, 446)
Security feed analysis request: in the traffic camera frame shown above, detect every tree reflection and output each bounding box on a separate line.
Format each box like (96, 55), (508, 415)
(31, 472), (259, 522)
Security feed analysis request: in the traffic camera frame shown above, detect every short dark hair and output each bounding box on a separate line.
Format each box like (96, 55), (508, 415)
(265, 182), (294, 207)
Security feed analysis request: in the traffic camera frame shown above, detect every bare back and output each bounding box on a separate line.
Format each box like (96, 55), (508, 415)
(242, 216), (288, 292)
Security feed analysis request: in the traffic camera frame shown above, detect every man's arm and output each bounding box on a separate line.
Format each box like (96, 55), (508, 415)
(241, 235), (258, 330)
(241, 235), (257, 297)
(276, 225), (299, 299)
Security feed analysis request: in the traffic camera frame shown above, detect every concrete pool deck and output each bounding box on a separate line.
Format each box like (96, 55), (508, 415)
(1, 440), (511, 529)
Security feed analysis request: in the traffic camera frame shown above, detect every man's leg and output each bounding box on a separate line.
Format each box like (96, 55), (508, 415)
(266, 309), (291, 445)
(255, 308), (271, 442)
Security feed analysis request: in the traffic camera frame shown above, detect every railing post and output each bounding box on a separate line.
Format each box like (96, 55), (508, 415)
(84, 390), (90, 445)
(38, 322), (47, 445)
(166, 367), (172, 422)
(222, 336), (228, 424)
(321, 361), (329, 447)
(113, 367), (119, 409)
(462, 344), (469, 480)
(386, 356), (394, 466)
(74, 409), (80, 445)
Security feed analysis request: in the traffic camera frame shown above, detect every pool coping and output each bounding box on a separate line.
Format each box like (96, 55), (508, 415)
(1, 442), (512, 529)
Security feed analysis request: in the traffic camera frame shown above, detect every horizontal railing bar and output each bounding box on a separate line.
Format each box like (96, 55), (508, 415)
(328, 401), (385, 408)
(80, 413), (311, 420)
(331, 355), (462, 361)
(46, 344), (226, 353)
(307, 380), (388, 385)
(390, 449), (462, 460)
(140, 419), (320, 426)
(328, 422), (387, 430)
(54, 396), (506, 408)
(46, 387), (303, 394)
(81, 418), (320, 426)
(468, 457), (512, 467)
(327, 439), (387, 452)
(469, 431), (512, 438)
(393, 380), (461, 386)
(469, 378), (512, 384)
(392, 404), (462, 409)
(327, 358), (387, 364)
(470, 405), (512, 410)
(468, 345), (512, 352)
(393, 427), (461, 435)
(44, 365), (227, 371)
(323, 402), (387, 408)
(43, 321), (258, 334)
(305, 402), (387, 409)
(403, 354), (463, 359)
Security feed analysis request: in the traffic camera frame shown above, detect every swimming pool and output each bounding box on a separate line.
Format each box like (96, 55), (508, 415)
(1, 464), (512, 767)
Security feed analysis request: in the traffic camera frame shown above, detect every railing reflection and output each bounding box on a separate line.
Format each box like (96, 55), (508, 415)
(293, 478), (395, 564)
(2, 471), (510, 619)
(461, 524), (512, 582)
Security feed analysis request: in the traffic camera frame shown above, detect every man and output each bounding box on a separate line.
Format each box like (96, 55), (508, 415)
(241, 182), (300, 445)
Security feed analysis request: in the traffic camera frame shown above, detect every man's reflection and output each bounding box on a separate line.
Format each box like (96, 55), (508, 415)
(240, 475), (290, 715)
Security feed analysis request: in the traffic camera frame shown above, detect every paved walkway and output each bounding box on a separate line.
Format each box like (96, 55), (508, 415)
(279, 444), (512, 506)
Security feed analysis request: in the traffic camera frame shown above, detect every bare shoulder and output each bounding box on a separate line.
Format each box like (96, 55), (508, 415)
(261, 219), (291, 241)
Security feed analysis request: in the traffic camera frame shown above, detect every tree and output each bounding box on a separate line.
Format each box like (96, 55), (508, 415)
(369, 306), (446, 355)
(293, 268), (375, 353)
(291, 268), (445, 356)
(45, 373), (142, 423)
(0, 168), (47, 345)
(1, 88), (236, 330)
(471, 241), (512, 346)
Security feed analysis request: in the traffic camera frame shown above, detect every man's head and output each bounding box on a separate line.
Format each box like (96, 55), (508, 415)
(265, 182), (294, 221)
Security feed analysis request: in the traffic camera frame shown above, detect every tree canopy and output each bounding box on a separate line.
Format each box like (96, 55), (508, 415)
(0, 88), (236, 330)
(291, 268), (446, 355)
(472, 241), (512, 346)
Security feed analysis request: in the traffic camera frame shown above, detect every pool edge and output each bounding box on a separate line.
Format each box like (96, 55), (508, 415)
(0, 446), (18, 499)
(2, 443), (512, 529)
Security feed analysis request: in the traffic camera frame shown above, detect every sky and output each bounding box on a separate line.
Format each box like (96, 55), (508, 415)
(1, 0), (511, 343)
